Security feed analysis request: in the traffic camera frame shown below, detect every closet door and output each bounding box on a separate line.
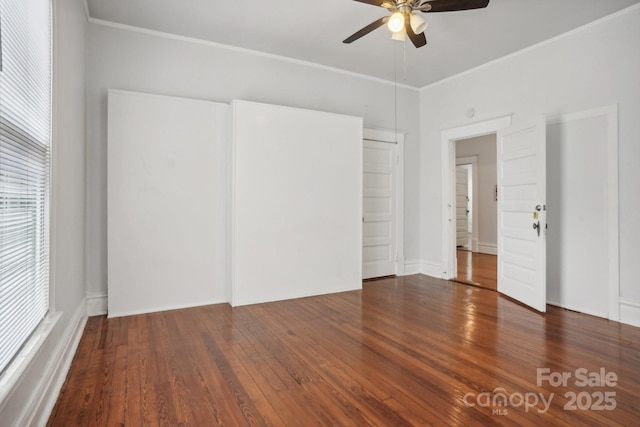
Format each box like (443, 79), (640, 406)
(362, 139), (398, 279)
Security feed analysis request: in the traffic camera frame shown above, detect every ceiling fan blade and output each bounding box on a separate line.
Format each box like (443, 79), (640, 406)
(351, 0), (387, 7)
(420, 0), (489, 13)
(406, 19), (427, 48)
(343, 17), (388, 44)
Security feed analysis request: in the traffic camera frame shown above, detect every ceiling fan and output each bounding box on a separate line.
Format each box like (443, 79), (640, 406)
(343, 0), (490, 48)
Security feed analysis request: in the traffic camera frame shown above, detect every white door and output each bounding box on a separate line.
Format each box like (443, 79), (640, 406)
(363, 140), (397, 279)
(455, 166), (469, 248)
(497, 118), (546, 312)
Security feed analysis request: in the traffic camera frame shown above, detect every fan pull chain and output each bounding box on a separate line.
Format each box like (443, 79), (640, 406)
(394, 38), (398, 144)
(403, 37), (407, 81)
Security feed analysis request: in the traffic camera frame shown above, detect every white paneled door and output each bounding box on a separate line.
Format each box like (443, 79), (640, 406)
(456, 166), (470, 248)
(363, 140), (398, 279)
(497, 118), (547, 312)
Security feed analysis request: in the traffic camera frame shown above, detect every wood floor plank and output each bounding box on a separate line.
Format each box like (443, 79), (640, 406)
(48, 275), (640, 426)
(251, 305), (410, 426)
(455, 249), (497, 291)
(284, 300), (447, 424)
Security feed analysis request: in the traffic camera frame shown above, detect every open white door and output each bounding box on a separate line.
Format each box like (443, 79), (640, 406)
(455, 166), (470, 248)
(497, 118), (546, 312)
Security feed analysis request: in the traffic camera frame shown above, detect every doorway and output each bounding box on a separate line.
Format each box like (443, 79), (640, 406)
(441, 110), (619, 319)
(453, 135), (497, 291)
(440, 116), (511, 284)
(444, 117), (548, 311)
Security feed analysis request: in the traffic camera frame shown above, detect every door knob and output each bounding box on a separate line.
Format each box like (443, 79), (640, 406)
(533, 221), (540, 237)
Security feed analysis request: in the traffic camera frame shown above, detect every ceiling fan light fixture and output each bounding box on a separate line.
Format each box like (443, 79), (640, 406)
(387, 11), (405, 33)
(410, 13), (427, 34)
(391, 27), (407, 41)
(344, 0), (490, 48)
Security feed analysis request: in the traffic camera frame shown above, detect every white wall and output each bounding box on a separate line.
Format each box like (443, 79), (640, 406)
(547, 113), (611, 318)
(0, 0), (88, 424)
(231, 101), (363, 306)
(86, 22), (421, 302)
(419, 6), (640, 325)
(456, 134), (497, 252)
(107, 91), (229, 316)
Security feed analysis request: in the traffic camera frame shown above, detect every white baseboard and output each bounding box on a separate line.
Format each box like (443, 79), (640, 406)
(421, 261), (445, 279)
(86, 292), (108, 316)
(547, 298), (640, 328)
(402, 259), (422, 276)
(395, 256), (406, 276)
(619, 298), (640, 327)
(477, 243), (498, 255)
(546, 300), (608, 320)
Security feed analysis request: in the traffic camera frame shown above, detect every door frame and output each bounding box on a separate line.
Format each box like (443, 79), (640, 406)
(441, 116), (512, 279)
(363, 128), (405, 276)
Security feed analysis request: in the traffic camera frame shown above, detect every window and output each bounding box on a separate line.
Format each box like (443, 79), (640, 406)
(0, 0), (51, 375)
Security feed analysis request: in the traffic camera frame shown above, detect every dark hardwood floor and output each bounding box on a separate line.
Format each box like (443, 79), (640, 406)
(48, 275), (640, 426)
(455, 249), (497, 291)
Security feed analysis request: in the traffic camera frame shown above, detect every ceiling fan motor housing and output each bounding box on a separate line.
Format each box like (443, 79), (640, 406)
(384, 1), (431, 13)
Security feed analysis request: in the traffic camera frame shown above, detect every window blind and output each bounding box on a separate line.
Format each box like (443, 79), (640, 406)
(0, 0), (51, 375)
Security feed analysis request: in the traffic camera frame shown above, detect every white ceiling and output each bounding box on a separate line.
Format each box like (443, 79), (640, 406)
(85, 0), (640, 88)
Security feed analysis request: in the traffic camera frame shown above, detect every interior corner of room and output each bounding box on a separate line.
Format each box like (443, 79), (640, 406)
(2, 0), (640, 425)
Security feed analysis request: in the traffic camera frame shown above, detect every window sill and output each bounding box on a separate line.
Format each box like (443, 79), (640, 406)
(0, 312), (62, 408)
